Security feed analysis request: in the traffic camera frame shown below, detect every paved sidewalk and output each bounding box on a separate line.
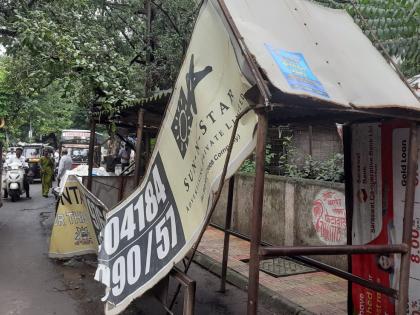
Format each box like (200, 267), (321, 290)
(195, 227), (347, 315)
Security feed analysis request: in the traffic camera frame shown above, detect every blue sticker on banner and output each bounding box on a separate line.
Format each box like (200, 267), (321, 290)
(265, 44), (329, 98)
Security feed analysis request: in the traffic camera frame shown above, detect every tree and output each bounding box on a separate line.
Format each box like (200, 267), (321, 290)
(1, 0), (197, 109)
(0, 56), (86, 143)
(315, 0), (419, 77)
(0, 0), (198, 141)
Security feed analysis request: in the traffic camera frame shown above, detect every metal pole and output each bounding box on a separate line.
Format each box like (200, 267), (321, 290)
(170, 268), (196, 315)
(145, 131), (150, 164)
(247, 109), (268, 315)
(293, 256), (398, 299)
(342, 124), (354, 314)
(135, 109), (145, 186)
(220, 176), (235, 292)
(87, 119), (96, 191)
(118, 176), (125, 202)
(397, 123), (417, 314)
(184, 280), (196, 315)
(260, 244), (408, 257)
(210, 222), (399, 298)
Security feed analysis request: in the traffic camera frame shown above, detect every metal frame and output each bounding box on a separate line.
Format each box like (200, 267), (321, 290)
(151, 268), (196, 315)
(87, 118), (96, 191)
(212, 1), (419, 313)
(213, 114), (417, 314)
(134, 108), (145, 186)
(245, 118), (417, 314)
(170, 267), (197, 315)
(86, 0), (418, 312)
(219, 176), (235, 293)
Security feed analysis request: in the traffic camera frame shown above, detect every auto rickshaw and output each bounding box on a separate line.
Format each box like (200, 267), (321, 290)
(22, 144), (54, 183)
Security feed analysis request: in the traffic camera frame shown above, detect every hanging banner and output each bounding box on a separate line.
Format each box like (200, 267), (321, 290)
(94, 0), (258, 314)
(351, 121), (420, 315)
(49, 175), (108, 258)
(351, 123), (382, 246)
(391, 125), (420, 314)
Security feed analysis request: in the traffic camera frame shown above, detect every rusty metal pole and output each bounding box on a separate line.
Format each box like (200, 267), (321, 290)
(247, 109), (268, 315)
(342, 124), (354, 314)
(118, 176), (125, 202)
(87, 118), (96, 191)
(259, 244), (408, 256)
(170, 267), (196, 315)
(184, 280), (196, 315)
(397, 123), (417, 315)
(220, 176), (235, 292)
(135, 109), (145, 186)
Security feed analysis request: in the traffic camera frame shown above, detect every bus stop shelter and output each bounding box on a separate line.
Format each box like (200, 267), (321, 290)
(89, 0), (420, 314)
(203, 0), (420, 314)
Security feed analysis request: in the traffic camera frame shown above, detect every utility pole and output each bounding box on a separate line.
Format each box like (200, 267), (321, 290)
(134, 0), (152, 185)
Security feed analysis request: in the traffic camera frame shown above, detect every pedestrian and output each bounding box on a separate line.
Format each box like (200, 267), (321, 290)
(5, 147), (30, 198)
(40, 149), (54, 197)
(119, 144), (131, 171)
(57, 149), (73, 186)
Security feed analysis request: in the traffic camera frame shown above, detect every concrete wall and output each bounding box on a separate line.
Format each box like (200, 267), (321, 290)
(83, 173), (347, 269)
(212, 173), (347, 269)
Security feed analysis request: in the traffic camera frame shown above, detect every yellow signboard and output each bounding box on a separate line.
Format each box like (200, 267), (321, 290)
(49, 175), (108, 258)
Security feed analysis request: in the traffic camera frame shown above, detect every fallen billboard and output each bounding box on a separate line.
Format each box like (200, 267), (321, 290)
(49, 175), (108, 258)
(94, 0), (258, 313)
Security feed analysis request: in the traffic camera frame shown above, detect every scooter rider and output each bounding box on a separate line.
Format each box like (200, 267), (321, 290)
(5, 147), (30, 198)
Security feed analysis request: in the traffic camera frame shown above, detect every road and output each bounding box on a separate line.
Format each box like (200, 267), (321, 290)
(0, 182), (278, 315)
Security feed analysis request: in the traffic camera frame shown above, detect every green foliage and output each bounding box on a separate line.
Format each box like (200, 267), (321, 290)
(0, 56), (85, 142)
(296, 154), (344, 182)
(239, 144), (276, 174)
(0, 0), (198, 141)
(240, 136), (344, 183)
(314, 0), (419, 77)
(278, 135), (344, 182)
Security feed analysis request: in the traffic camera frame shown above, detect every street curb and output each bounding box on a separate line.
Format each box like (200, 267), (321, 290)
(193, 251), (315, 315)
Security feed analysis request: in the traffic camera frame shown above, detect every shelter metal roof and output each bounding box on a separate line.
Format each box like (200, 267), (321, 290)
(92, 89), (171, 116)
(91, 89), (172, 130)
(224, 0), (419, 114)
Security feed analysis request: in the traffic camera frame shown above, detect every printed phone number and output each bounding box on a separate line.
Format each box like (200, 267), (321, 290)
(97, 165), (179, 298)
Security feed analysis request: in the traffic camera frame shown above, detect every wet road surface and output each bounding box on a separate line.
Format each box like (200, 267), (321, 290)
(0, 183), (78, 315)
(0, 183), (278, 315)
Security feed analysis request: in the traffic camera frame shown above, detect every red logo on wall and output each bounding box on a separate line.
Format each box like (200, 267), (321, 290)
(312, 189), (346, 245)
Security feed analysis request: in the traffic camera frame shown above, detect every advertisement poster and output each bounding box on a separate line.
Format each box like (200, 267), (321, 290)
(351, 121), (420, 314)
(49, 175), (108, 258)
(351, 123), (382, 246)
(392, 126), (420, 314)
(94, 0), (258, 313)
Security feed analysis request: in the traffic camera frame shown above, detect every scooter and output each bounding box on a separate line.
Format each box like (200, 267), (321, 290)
(3, 162), (27, 202)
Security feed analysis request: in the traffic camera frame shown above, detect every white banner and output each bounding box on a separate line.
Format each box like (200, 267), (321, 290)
(352, 123), (382, 245)
(95, 1), (258, 313)
(392, 128), (420, 313)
